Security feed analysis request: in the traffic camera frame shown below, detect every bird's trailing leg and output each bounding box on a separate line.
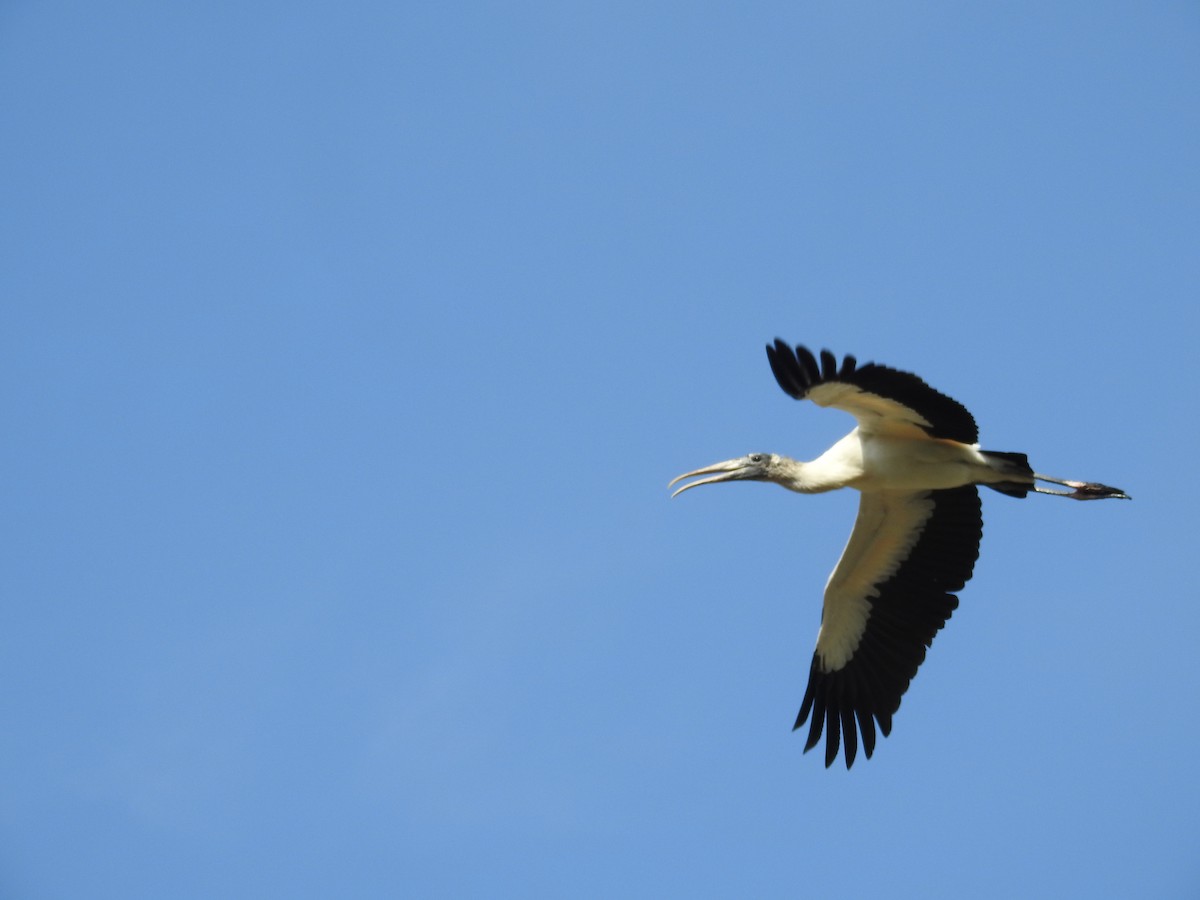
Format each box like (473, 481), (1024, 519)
(1032, 474), (1130, 501)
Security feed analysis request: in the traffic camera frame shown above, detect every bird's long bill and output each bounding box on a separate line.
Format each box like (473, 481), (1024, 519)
(668, 457), (752, 497)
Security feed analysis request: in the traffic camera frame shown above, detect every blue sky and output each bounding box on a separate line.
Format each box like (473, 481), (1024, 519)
(2, 2), (1198, 897)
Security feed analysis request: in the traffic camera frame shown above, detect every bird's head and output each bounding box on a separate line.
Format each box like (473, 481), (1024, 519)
(669, 453), (781, 497)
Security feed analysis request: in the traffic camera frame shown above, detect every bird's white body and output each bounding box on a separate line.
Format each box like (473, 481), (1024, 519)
(787, 429), (1006, 495)
(670, 341), (1127, 768)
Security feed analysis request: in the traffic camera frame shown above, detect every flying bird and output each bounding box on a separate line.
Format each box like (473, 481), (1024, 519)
(670, 341), (1128, 768)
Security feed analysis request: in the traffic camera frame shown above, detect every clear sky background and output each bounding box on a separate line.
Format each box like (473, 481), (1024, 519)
(2, 3), (1198, 898)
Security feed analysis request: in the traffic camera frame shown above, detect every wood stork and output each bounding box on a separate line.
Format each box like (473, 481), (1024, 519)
(670, 341), (1128, 769)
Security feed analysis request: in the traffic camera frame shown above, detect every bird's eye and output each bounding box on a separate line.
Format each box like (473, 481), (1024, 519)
(750, 454), (765, 463)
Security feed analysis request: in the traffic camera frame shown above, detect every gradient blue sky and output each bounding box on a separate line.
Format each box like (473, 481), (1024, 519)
(2, 3), (1198, 898)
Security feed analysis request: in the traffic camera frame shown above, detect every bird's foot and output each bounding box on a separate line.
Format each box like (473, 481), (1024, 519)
(1033, 475), (1130, 501)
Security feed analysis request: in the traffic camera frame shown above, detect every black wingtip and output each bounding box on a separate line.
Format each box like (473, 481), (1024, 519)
(823, 705), (841, 768)
(794, 345), (820, 384)
(766, 340), (810, 400)
(857, 708), (877, 760)
(766, 340), (867, 409)
(840, 706), (858, 769)
(803, 693), (825, 756)
(819, 348), (839, 380)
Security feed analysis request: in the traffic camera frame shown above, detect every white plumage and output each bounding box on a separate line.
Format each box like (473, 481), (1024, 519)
(670, 341), (1128, 768)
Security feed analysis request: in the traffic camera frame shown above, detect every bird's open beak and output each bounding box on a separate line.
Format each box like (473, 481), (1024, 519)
(668, 457), (753, 497)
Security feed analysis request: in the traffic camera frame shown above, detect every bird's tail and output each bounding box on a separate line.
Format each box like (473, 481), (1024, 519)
(981, 450), (1034, 498)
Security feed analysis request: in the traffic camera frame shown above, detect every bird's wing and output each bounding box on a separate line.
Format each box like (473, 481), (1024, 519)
(765, 340), (978, 443)
(796, 485), (983, 768)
